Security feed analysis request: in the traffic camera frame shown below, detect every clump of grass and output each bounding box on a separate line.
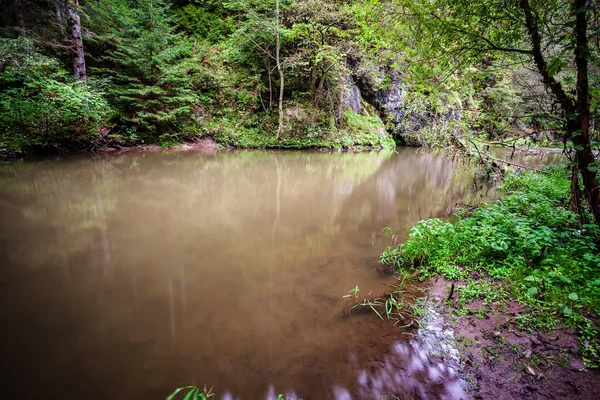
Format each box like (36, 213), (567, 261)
(167, 385), (214, 400)
(343, 276), (420, 328)
(381, 166), (600, 367)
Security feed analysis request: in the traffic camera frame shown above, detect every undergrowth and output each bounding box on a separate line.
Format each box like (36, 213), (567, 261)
(210, 108), (395, 150)
(381, 166), (600, 367)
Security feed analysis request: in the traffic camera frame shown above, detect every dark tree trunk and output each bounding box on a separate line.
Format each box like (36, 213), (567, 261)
(571, 166), (583, 226)
(55, 5), (63, 26)
(572, 0), (600, 224)
(520, 0), (600, 225)
(53, 1), (66, 41)
(13, 0), (25, 36)
(67, 0), (86, 83)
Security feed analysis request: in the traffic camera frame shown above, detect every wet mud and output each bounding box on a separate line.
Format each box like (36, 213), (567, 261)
(428, 277), (600, 400)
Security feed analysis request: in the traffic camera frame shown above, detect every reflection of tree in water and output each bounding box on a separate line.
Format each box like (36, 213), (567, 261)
(0, 157), (120, 272)
(335, 148), (496, 245)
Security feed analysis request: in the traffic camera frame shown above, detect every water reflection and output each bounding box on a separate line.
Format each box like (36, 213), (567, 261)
(490, 146), (564, 169)
(352, 340), (466, 400)
(0, 149), (486, 399)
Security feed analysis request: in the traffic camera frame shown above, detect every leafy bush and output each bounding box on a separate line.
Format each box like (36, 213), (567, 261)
(0, 38), (112, 149)
(381, 167), (600, 366)
(85, 0), (199, 138)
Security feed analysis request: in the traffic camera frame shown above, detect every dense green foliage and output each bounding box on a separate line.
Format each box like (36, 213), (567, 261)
(1, 0), (408, 152)
(85, 0), (199, 136)
(381, 168), (600, 366)
(0, 37), (111, 150)
(4, 0), (589, 153)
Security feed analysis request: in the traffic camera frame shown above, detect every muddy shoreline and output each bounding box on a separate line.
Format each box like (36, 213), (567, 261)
(0, 136), (391, 160)
(348, 274), (600, 399)
(424, 277), (600, 400)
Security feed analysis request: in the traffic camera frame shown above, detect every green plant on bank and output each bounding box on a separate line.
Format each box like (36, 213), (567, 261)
(208, 107), (395, 150)
(166, 386), (291, 400)
(344, 280), (415, 327)
(381, 166), (600, 367)
(167, 386), (215, 400)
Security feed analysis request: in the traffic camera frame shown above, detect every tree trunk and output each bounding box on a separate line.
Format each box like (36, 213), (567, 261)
(267, 55), (273, 110)
(520, 0), (600, 225)
(571, 166), (583, 226)
(54, 5), (63, 26)
(572, 0), (600, 224)
(275, 0), (284, 140)
(13, 0), (25, 36)
(67, 0), (86, 83)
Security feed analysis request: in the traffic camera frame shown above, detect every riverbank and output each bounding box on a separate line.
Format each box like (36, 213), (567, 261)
(381, 166), (600, 398)
(428, 276), (600, 399)
(0, 128), (397, 159)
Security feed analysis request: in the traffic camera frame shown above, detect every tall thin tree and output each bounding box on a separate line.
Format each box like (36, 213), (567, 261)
(13, 0), (26, 36)
(67, 0), (86, 83)
(275, 0), (284, 140)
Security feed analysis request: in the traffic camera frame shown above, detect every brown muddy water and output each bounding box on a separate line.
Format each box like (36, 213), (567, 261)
(0, 148), (510, 399)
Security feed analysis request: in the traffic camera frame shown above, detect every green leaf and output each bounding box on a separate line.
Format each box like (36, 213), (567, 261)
(183, 389), (198, 400)
(524, 276), (540, 283)
(370, 305), (384, 320)
(167, 387), (197, 400)
(564, 307), (573, 316)
(527, 287), (538, 296)
(557, 275), (572, 284)
(548, 57), (566, 77)
(569, 293), (579, 301)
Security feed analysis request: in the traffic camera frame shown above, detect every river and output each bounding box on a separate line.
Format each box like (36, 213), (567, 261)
(0, 148), (551, 399)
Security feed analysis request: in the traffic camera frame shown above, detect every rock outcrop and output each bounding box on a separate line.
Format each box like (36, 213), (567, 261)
(355, 67), (405, 126)
(342, 61), (461, 145)
(342, 72), (362, 115)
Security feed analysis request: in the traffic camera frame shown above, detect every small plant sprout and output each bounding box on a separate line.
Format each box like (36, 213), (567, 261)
(382, 225), (399, 243)
(342, 285), (360, 299)
(343, 285), (361, 316)
(166, 385), (215, 400)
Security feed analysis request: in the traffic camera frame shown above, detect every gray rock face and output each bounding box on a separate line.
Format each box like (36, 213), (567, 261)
(342, 60), (460, 144)
(356, 67), (406, 125)
(342, 72), (362, 114)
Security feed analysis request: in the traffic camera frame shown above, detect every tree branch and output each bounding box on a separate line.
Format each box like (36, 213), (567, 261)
(519, 0), (575, 116)
(430, 12), (532, 55)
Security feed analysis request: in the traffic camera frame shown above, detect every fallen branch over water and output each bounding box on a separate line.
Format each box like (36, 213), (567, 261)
(487, 156), (543, 172)
(459, 136), (544, 173)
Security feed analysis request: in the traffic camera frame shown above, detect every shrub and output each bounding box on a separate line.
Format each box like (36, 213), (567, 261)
(382, 166), (600, 366)
(0, 38), (112, 150)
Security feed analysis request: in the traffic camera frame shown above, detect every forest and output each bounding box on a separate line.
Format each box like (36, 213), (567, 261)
(2, 1), (600, 399)
(1, 0), (595, 151)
